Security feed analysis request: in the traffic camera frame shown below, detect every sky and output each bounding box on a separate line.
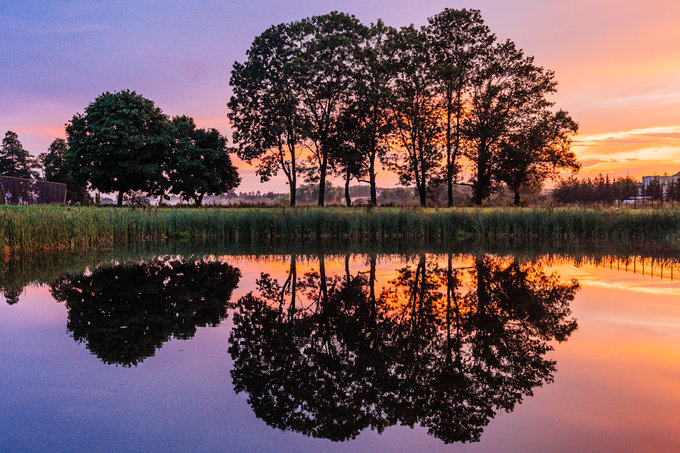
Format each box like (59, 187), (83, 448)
(2, 0), (680, 192)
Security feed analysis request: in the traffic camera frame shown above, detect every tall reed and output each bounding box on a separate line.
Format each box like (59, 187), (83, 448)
(2, 206), (680, 253)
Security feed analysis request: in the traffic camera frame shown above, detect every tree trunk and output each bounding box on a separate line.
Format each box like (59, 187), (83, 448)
(419, 186), (427, 207)
(117, 191), (124, 207)
(195, 194), (204, 207)
(318, 154), (327, 207)
(369, 159), (377, 206)
(344, 169), (351, 207)
(446, 89), (453, 207)
(514, 190), (520, 206)
(290, 145), (297, 207)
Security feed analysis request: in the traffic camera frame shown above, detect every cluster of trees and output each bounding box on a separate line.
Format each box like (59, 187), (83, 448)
(229, 253), (579, 443)
(66, 90), (240, 206)
(2, 90), (241, 206)
(552, 175), (638, 204)
(229, 8), (579, 207)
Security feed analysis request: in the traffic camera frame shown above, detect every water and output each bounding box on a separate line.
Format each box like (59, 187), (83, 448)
(1, 245), (679, 452)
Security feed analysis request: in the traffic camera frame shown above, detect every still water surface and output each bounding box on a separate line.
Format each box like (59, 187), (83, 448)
(1, 246), (679, 452)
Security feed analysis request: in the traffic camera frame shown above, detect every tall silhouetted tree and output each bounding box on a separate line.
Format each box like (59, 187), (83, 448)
(65, 90), (173, 206)
(386, 25), (443, 207)
(0, 131), (39, 179)
(427, 9), (492, 206)
(464, 41), (557, 205)
(337, 20), (395, 206)
(169, 116), (240, 206)
(293, 12), (366, 206)
(228, 23), (305, 206)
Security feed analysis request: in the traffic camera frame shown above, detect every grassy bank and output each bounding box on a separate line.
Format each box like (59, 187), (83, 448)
(2, 205), (680, 252)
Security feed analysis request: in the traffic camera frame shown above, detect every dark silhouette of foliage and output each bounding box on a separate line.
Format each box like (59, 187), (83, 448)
(497, 110), (580, 205)
(553, 175), (638, 205)
(229, 253), (579, 443)
(50, 258), (241, 366)
(293, 12), (367, 206)
(427, 9), (492, 206)
(0, 131), (39, 179)
(228, 23), (305, 206)
(385, 25), (444, 207)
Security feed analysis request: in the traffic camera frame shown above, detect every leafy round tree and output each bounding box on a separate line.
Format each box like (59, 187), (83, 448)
(169, 116), (240, 206)
(65, 90), (173, 206)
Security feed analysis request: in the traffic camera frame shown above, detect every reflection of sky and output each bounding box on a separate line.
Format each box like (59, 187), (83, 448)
(3, 1), (680, 191)
(2, 255), (680, 451)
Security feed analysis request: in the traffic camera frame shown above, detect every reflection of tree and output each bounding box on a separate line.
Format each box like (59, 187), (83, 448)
(50, 259), (241, 366)
(2, 287), (21, 305)
(229, 253), (579, 444)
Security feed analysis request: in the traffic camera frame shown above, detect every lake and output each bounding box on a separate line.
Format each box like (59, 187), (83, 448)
(1, 244), (679, 452)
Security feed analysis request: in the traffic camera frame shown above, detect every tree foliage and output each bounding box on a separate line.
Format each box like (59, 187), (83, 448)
(50, 258), (241, 366)
(39, 138), (90, 204)
(228, 23), (304, 206)
(0, 130), (39, 179)
(497, 110), (580, 205)
(169, 116), (240, 206)
(65, 90), (173, 206)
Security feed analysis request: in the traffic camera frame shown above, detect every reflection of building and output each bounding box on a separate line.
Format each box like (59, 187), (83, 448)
(0, 175), (67, 204)
(641, 172), (680, 193)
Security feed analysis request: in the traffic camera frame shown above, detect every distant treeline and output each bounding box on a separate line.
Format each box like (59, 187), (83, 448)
(553, 175), (638, 204)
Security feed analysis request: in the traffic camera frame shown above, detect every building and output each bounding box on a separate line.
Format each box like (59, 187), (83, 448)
(641, 172), (680, 195)
(0, 175), (67, 204)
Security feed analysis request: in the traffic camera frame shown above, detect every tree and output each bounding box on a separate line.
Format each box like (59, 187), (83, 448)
(427, 9), (492, 206)
(336, 20), (395, 206)
(39, 138), (90, 204)
(228, 23), (305, 206)
(497, 110), (580, 205)
(464, 40), (558, 205)
(386, 25), (444, 207)
(168, 116), (240, 206)
(0, 131), (39, 179)
(65, 90), (173, 206)
(644, 176), (663, 206)
(293, 12), (366, 206)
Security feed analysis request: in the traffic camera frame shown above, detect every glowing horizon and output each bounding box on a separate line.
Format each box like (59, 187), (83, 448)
(2, 0), (680, 192)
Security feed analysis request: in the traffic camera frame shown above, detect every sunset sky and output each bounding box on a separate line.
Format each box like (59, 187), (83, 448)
(2, 0), (680, 192)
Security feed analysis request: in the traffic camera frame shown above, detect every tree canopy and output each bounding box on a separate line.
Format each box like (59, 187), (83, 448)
(0, 130), (39, 179)
(65, 90), (174, 206)
(228, 8), (579, 206)
(169, 116), (240, 206)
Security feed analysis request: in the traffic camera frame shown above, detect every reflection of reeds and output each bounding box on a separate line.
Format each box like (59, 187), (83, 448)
(3, 206), (680, 252)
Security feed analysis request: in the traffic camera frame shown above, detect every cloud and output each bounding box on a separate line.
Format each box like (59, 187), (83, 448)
(572, 124), (680, 178)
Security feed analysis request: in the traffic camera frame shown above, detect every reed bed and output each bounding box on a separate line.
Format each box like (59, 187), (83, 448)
(2, 205), (680, 253)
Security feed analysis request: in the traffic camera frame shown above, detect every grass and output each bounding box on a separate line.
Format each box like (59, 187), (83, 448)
(2, 205), (680, 253)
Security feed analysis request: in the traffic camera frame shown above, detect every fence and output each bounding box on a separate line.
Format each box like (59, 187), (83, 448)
(0, 176), (67, 205)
